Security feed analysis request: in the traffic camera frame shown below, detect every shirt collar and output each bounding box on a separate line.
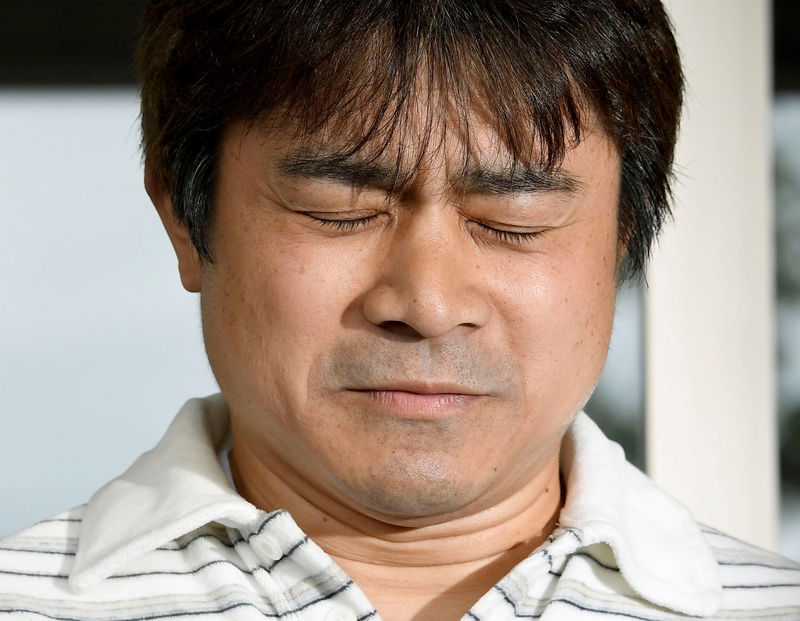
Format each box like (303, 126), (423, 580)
(71, 395), (722, 616)
(70, 395), (262, 591)
(558, 413), (722, 616)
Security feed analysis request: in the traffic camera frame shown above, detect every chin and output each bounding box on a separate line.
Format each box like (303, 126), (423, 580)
(340, 457), (483, 522)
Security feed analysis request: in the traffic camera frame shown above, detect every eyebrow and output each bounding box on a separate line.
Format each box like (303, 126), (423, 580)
(280, 152), (581, 196)
(456, 167), (581, 195)
(280, 153), (399, 191)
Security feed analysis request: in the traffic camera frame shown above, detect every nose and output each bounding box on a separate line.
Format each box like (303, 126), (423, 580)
(360, 210), (491, 339)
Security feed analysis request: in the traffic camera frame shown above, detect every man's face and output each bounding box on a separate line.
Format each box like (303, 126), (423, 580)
(186, 112), (620, 523)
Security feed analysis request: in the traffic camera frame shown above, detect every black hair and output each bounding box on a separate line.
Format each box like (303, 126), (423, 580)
(138, 0), (683, 281)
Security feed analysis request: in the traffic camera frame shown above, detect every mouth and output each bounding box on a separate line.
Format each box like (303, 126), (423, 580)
(347, 383), (487, 420)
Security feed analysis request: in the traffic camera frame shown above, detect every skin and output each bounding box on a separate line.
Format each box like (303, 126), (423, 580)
(149, 110), (621, 620)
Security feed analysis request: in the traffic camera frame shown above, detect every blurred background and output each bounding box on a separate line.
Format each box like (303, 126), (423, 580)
(0, 0), (797, 561)
(774, 0), (800, 562)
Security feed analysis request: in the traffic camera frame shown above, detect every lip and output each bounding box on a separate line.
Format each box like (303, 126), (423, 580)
(351, 380), (486, 396)
(347, 383), (487, 420)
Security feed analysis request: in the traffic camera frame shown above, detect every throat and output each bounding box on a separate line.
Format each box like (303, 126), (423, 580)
(316, 467), (563, 621)
(229, 434), (563, 621)
(330, 508), (559, 621)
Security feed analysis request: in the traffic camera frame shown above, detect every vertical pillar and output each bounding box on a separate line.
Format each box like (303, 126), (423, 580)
(646, 0), (777, 549)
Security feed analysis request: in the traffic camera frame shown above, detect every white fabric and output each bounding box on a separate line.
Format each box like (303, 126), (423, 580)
(75, 395), (721, 611)
(71, 394), (262, 590)
(558, 415), (721, 614)
(2, 395), (799, 620)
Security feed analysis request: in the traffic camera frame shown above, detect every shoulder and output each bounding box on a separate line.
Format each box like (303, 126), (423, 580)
(0, 505), (84, 575)
(700, 524), (800, 613)
(0, 506), (249, 619)
(0, 506), (84, 614)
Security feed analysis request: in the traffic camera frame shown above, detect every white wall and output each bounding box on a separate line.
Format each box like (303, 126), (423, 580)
(0, 90), (219, 536)
(647, 0), (778, 550)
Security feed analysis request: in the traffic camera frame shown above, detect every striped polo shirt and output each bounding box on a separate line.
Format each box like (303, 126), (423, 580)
(1, 395), (799, 619)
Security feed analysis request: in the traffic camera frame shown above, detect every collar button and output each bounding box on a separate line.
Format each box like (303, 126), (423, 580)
(252, 534), (283, 561)
(325, 607), (357, 621)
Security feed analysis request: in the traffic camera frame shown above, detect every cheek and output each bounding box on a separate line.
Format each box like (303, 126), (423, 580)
(499, 216), (618, 408)
(201, 229), (373, 405)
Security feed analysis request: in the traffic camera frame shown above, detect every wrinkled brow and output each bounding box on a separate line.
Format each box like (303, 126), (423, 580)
(280, 153), (398, 191)
(280, 151), (581, 196)
(455, 167), (581, 195)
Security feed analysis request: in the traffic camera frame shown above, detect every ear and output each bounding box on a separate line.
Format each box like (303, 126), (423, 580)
(145, 166), (203, 292)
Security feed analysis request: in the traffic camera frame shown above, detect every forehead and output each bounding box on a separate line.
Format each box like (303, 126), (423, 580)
(227, 112), (618, 209)
(251, 91), (601, 189)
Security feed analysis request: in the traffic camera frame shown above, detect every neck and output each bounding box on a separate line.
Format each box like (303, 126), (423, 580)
(230, 439), (562, 621)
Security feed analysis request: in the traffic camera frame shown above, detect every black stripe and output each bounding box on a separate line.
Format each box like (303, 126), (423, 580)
(158, 531), (237, 552)
(159, 508), (286, 551)
(111, 539), (324, 582)
(265, 536), (310, 572)
(0, 569), (68, 579)
(0, 547), (76, 556)
(266, 578), (355, 617)
(719, 559), (800, 571)
(247, 511), (288, 539)
(547, 528), (583, 547)
(700, 525), (722, 535)
(158, 510), (286, 551)
(0, 580), (356, 620)
(0, 601), (271, 621)
(565, 528), (583, 546)
(111, 558), (250, 580)
(492, 584), (670, 620)
(1, 515), (309, 583)
(547, 550), (620, 578)
(722, 582), (800, 589)
(573, 551), (619, 572)
(120, 509), (287, 554)
(465, 611), (481, 620)
(546, 598), (669, 621)
(492, 584), (540, 618)
(4, 521), (258, 557)
(494, 583), (800, 621)
(700, 526), (762, 550)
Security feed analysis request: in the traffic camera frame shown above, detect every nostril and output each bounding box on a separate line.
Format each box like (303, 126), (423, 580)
(361, 275), (490, 339)
(378, 320), (423, 340)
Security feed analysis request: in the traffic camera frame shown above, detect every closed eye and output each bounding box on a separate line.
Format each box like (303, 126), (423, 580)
(305, 213), (382, 231)
(472, 220), (548, 246)
(303, 212), (546, 244)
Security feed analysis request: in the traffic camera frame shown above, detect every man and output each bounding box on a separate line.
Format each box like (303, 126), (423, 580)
(1, 0), (799, 619)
